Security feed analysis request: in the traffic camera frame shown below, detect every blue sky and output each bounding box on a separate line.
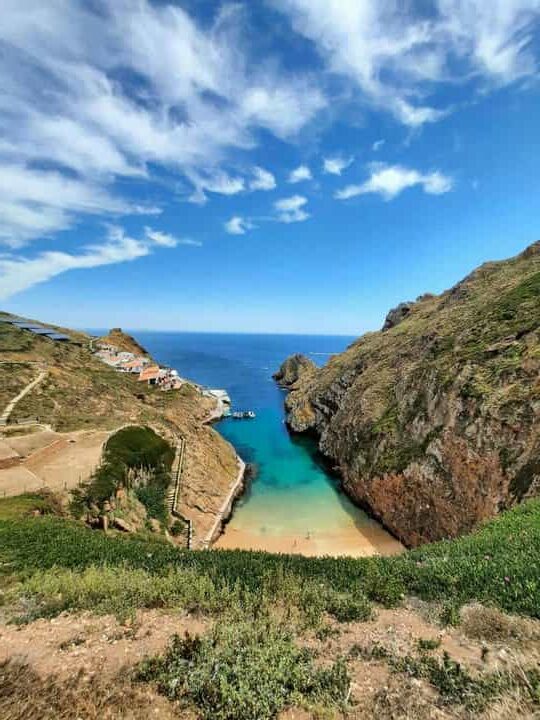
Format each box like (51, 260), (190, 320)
(1, 0), (540, 334)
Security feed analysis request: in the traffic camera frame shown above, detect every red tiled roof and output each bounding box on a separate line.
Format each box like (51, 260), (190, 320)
(138, 365), (160, 382)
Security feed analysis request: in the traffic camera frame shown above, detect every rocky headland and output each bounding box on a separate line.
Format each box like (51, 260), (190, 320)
(273, 353), (317, 388)
(280, 241), (540, 547)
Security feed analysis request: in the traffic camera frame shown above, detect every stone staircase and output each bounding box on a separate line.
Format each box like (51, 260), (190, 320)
(167, 437), (193, 549)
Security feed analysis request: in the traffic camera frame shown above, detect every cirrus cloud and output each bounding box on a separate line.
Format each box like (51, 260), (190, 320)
(0, 225), (192, 300)
(0, 0), (324, 246)
(271, 0), (540, 127)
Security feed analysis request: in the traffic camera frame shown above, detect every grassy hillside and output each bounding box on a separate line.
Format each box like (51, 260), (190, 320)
(1, 495), (539, 619)
(0, 314), (181, 431)
(0, 313), (239, 546)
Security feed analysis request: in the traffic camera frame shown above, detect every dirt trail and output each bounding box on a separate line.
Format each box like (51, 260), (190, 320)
(0, 370), (46, 426)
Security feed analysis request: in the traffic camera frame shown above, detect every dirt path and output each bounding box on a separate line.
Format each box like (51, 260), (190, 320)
(0, 370), (46, 426)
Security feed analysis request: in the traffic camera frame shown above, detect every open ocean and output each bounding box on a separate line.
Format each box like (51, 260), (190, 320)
(118, 332), (400, 555)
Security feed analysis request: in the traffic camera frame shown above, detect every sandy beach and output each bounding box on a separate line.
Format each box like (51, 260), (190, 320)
(214, 521), (404, 557)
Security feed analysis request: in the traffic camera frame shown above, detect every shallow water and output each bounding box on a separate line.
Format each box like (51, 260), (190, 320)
(133, 332), (402, 557)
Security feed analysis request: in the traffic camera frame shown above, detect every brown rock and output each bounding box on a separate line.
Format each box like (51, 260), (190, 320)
(112, 517), (134, 533)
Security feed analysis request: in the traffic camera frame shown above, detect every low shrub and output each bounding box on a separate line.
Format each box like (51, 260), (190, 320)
(136, 621), (350, 720)
(392, 651), (508, 711)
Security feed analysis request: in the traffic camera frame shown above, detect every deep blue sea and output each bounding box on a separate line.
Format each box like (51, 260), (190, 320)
(109, 332), (401, 556)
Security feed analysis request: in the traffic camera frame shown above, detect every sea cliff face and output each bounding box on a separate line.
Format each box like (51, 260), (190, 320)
(282, 242), (540, 547)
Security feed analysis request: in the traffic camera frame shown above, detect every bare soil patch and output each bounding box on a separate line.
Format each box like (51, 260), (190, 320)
(0, 609), (208, 679)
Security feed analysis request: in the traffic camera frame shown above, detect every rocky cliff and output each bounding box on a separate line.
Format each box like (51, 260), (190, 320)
(273, 353), (317, 388)
(282, 242), (540, 546)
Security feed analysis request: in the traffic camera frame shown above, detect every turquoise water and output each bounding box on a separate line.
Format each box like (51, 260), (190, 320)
(131, 332), (401, 555)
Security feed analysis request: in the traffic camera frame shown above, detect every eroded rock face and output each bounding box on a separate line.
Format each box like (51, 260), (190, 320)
(273, 354), (317, 388)
(282, 241), (540, 547)
(382, 302), (414, 331)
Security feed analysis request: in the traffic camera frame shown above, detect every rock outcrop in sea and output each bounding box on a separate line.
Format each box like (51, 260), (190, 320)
(273, 353), (317, 388)
(280, 241), (540, 547)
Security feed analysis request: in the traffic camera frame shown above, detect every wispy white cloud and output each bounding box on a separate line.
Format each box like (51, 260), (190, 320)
(372, 139), (385, 152)
(271, 0), (540, 126)
(0, 0), (324, 246)
(323, 156), (354, 176)
(0, 225), (190, 300)
(250, 166), (277, 191)
(0, 163), (158, 248)
(224, 216), (255, 235)
(336, 164), (453, 200)
(144, 227), (201, 247)
(186, 171), (246, 205)
(288, 165), (313, 183)
(274, 195), (310, 223)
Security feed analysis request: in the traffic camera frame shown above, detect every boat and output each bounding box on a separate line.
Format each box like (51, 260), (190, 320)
(232, 411), (256, 420)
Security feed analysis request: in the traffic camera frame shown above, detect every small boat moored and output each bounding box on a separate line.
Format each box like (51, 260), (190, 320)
(232, 410), (256, 420)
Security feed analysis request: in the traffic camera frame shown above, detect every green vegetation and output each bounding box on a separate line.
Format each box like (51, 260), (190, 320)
(0, 493), (62, 522)
(137, 621), (350, 720)
(2, 497), (540, 622)
(0, 320), (34, 353)
(0, 361), (36, 411)
(417, 637), (441, 651)
(71, 426), (173, 524)
(354, 642), (539, 712)
(2, 494), (540, 718)
(494, 270), (540, 322)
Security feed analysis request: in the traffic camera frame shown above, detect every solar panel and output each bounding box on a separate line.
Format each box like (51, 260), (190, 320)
(46, 333), (71, 341)
(14, 323), (47, 330)
(29, 328), (55, 335)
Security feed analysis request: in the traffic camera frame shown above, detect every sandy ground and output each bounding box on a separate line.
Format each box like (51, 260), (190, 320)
(0, 439), (18, 461)
(5, 430), (59, 457)
(0, 610), (208, 680)
(0, 429), (110, 497)
(0, 465), (43, 496)
(214, 522), (404, 557)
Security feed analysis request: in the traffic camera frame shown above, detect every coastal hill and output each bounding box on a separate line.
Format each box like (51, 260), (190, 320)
(98, 327), (152, 358)
(0, 314), (239, 546)
(282, 241), (540, 546)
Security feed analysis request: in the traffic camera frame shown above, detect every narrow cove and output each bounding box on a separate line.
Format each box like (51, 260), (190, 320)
(136, 331), (403, 557)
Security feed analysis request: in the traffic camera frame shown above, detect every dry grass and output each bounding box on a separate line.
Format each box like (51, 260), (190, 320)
(0, 660), (180, 720)
(460, 603), (540, 643)
(370, 675), (451, 720)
